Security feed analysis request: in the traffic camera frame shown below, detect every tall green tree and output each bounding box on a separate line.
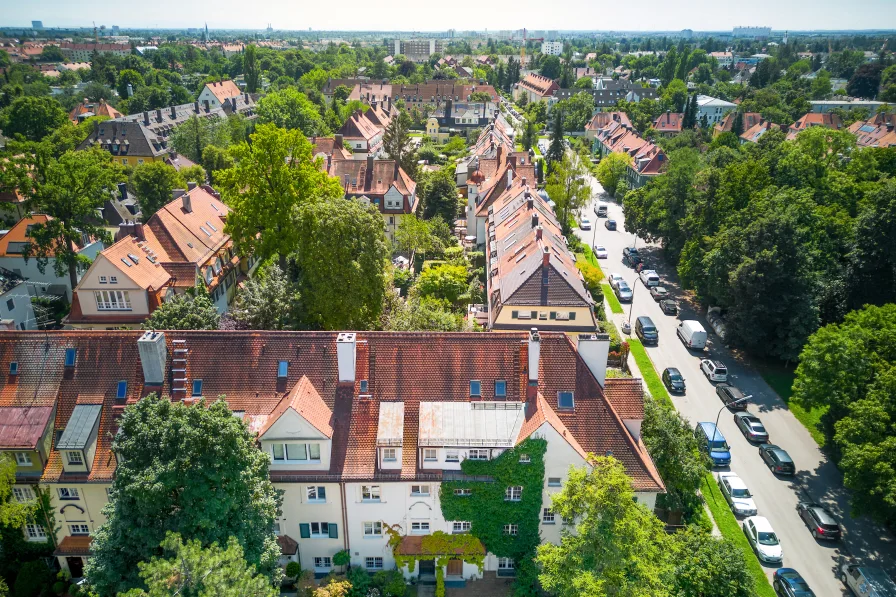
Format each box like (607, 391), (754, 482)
(381, 110), (416, 176)
(201, 145), (235, 185)
(218, 123), (344, 264)
(256, 88), (329, 137)
(420, 167), (460, 223)
(116, 69), (145, 99)
(131, 161), (183, 221)
(0, 96), (67, 142)
(170, 115), (231, 163)
(536, 457), (672, 597)
(142, 292), (220, 330)
(85, 396), (281, 596)
(595, 152), (632, 197)
(545, 152), (591, 235)
(669, 527), (754, 597)
(120, 532), (278, 597)
(0, 454), (33, 529)
(23, 147), (122, 289)
(415, 263), (469, 306)
(229, 264), (300, 330)
(521, 118), (536, 152)
(243, 45), (260, 93)
(546, 109), (565, 168)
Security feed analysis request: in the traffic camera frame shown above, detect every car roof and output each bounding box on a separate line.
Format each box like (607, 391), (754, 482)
(776, 569), (813, 593)
(724, 475), (748, 489)
(765, 446), (793, 461)
(665, 367), (681, 375)
(807, 505), (837, 525)
(712, 360), (727, 368)
(748, 516), (774, 531)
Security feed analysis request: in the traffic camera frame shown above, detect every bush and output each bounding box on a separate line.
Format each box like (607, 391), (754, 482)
(285, 561), (302, 579)
(333, 549), (351, 567)
(52, 581), (65, 595)
(575, 253), (604, 295)
(346, 565), (371, 595)
(372, 570), (406, 597)
(14, 560), (53, 597)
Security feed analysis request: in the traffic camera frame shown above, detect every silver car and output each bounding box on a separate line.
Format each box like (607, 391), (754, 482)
(734, 412), (769, 443)
(615, 282), (633, 302)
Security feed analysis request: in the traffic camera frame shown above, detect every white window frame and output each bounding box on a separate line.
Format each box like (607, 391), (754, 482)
(495, 380), (507, 397)
(411, 521), (430, 534)
(365, 557), (384, 570)
(505, 486), (522, 501)
(503, 524), (518, 536)
(15, 452), (31, 466)
(94, 290), (132, 311)
(25, 523), (47, 541)
(468, 449), (489, 461)
(498, 557), (515, 570)
(307, 486), (326, 503)
(410, 485), (430, 496)
(58, 487), (79, 500)
(423, 448), (438, 462)
(314, 557), (332, 570)
(109, 276), (117, 284)
(363, 521), (383, 536)
(453, 488), (472, 497)
(445, 450), (459, 463)
(98, 276), (107, 284)
(543, 508), (555, 524)
(382, 448), (397, 462)
(519, 454), (531, 463)
(69, 524), (89, 535)
(547, 477), (562, 487)
(362, 485), (381, 501)
(13, 487), (34, 502)
(452, 521), (471, 534)
(309, 522), (330, 537)
(271, 442), (321, 463)
(66, 451), (83, 465)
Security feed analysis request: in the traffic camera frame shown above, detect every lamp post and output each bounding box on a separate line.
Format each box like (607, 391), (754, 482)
(710, 394), (753, 451)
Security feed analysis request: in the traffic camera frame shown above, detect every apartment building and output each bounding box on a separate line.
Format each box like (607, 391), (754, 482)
(0, 329), (662, 583)
(392, 39), (445, 62)
(514, 74), (558, 105)
(593, 118), (667, 189)
(694, 95), (737, 126)
(541, 41), (563, 56)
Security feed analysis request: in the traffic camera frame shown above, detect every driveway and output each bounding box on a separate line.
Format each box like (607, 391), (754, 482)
(573, 174), (896, 597)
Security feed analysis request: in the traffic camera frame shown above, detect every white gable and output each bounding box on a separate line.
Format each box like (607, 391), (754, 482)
(260, 408), (329, 441)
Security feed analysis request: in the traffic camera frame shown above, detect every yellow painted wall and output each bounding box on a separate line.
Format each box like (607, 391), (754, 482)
(492, 306), (597, 331)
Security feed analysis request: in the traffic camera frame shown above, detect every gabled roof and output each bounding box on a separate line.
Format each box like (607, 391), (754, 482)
(653, 112), (684, 133)
(518, 73), (558, 97)
(202, 80), (242, 103)
(517, 392), (587, 460)
(0, 215), (64, 257)
(95, 236), (171, 290)
(338, 110), (380, 142)
(258, 375), (334, 439)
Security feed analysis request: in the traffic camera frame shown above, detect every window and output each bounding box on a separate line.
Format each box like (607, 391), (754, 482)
(116, 380), (128, 400)
(99, 276), (107, 284)
(192, 379), (203, 396)
(543, 508), (555, 524)
(411, 485), (430, 496)
(272, 442), (321, 462)
(310, 522), (330, 537)
(468, 449), (489, 461)
(58, 488), (79, 500)
(69, 524), (89, 535)
(498, 558), (515, 570)
(445, 450), (459, 463)
(423, 448), (437, 461)
(25, 524), (47, 541)
(469, 380), (481, 396)
(314, 557), (332, 570)
(453, 488), (472, 497)
(382, 448), (397, 462)
(452, 521), (471, 534)
(360, 379), (369, 393)
(505, 486), (522, 501)
(365, 557), (384, 570)
(307, 486), (326, 502)
(277, 361), (288, 378)
(67, 451), (83, 465)
(110, 276), (117, 284)
(13, 487), (33, 502)
(503, 524), (518, 536)
(557, 392), (575, 409)
(273, 521), (281, 534)
(363, 521), (383, 536)
(495, 380), (507, 397)
(9, 361), (17, 375)
(122, 159), (128, 166)
(362, 486), (381, 501)
(548, 477), (562, 487)
(411, 521), (430, 534)
(94, 290), (132, 311)
(519, 454), (531, 464)
(15, 452), (31, 466)
(64, 348), (76, 367)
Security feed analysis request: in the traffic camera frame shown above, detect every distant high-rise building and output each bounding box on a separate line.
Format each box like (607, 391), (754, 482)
(733, 26), (772, 39)
(32, 20), (43, 29)
(393, 39), (444, 62)
(680, 29), (694, 38)
(542, 41), (564, 56)
(448, 29), (456, 39)
(112, 25), (119, 35)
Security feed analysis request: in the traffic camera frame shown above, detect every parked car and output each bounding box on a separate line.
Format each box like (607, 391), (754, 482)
(774, 569), (816, 597)
(635, 316), (658, 345)
(840, 564), (896, 597)
(580, 217), (591, 230)
(743, 516), (783, 564)
(660, 299), (678, 315)
(734, 412), (770, 443)
(639, 269), (660, 287)
(615, 281), (633, 302)
(695, 422), (731, 467)
(593, 245), (608, 259)
(700, 359), (728, 382)
(717, 383), (749, 410)
(716, 472), (758, 517)
(595, 203), (608, 217)
(677, 320), (708, 349)
(622, 247), (641, 268)
(605, 219), (617, 230)
(662, 367), (685, 393)
(797, 502), (841, 541)
(608, 273), (625, 290)
(650, 286), (669, 301)
(759, 444), (796, 476)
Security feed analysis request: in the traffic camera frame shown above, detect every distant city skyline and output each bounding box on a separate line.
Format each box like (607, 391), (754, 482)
(5, 0), (896, 33)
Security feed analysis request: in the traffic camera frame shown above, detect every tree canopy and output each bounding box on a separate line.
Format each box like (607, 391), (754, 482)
(545, 152), (591, 235)
(142, 292), (220, 330)
(256, 87), (329, 137)
(0, 96), (68, 142)
(131, 161), (184, 221)
(420, 167), (460, 223)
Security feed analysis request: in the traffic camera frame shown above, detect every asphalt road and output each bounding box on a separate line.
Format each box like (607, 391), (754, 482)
(573, 174), (896, 597)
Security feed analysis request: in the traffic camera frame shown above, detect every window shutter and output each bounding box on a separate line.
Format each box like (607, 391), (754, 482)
(550, 312), (556, 319)
(530, 311), (537, 319)
(569, 312), (576, 320)
(511, 310), (518, 319)
(328, 523), (339, 539)
(299, 523), (310, 539)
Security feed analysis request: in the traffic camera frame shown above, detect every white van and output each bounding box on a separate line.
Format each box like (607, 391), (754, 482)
(841, 565), (896, 597)
(677, 320), (708, 350)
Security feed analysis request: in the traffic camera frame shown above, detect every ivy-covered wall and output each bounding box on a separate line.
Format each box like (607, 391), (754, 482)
(439, 438), (547, 596)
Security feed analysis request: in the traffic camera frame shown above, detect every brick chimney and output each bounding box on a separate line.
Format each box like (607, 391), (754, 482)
(170, 105), (176, 118)
(542, 244), (550, 267)
(335, 134), (343, 149)
(194, 100), (200, 113)
(143, 111), (149, 125)
(535, 225), (543, 240)
(134, 223), (145, 241)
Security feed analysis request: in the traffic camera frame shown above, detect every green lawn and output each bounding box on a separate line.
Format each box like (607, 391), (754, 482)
(756, 361), (826, 447)
(627, 339), (673, 409)
(602, 284), (624, 314)
(701, 474), (777, 597)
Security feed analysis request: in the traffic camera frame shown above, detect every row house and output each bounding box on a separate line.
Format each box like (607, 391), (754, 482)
(652, 111), (684, 137)
(425, 99), (500, 142)
(585, 111), (631, 141)
(337, 110), (385, 159)
(848, 113), (896, 148)
(456, 121), (516, 187)
(391, 82), (499, 109)
(786, 112), (843, 141)
(65, 186), (258, 328)
(593, 119), (667, 189)
(464, 143), (535, 245)
(551, 78), (658, 111)
(514, 74), (558, 105)
(0, 329), (662, 583)
(713, 111), (764, 138)
(740, 119), (780, 144)
(197, 79), (243, 110)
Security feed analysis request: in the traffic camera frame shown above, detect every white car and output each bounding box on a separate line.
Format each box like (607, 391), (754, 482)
(743, 516), (783, 564)
(608, 273), (625, 290)
(593, 245), (608, 259)
(700, 359), (729, 382)
(580, 217), (592, 231)
(716, 472), (758, 517)
(639, 269), (660, 287)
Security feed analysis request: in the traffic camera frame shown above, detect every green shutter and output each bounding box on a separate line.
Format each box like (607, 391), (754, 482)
(511, 310), (518, 319)
(531, 311), (537, 319)
(569, 312), (576, 320)
(299, 523), (310, 538)
(550, 312), (557, 319)
(328, 523), (338, 539)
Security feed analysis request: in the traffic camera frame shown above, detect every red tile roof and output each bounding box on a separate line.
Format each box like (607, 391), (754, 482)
(54, 535), (93, 556)
(517, 74), (559, 98)
(203, 80), (242, 104)
(786, 112), (843, 140)
(258, 375), (334, 439)
(653, 112), (683, 133)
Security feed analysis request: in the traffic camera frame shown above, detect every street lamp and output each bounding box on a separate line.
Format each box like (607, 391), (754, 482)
(710, 394), (753, 451)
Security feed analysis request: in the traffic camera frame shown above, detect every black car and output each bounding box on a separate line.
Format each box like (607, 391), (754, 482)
(660, 299), (678, 315)
(796, 502), (841, 541)
(605, 219), (617, 230)
(662, 368), (686, 393)
(760, 444), (796, 476)
(622, 247), (642, 268)
(773, 568), (815, 597)
(716, 383), (749, 411)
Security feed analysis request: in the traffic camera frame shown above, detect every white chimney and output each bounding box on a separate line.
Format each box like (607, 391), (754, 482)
(506, 168), (512, 187)
(336, 333), (357, 383)
(577, 333), (610, 388)
(138, 331), (167, 385)
(528, 328), (540, 383)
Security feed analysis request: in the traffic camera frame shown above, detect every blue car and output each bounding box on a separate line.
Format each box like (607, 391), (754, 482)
(694, 422), (731, 467)
(773, 569), (815, 597)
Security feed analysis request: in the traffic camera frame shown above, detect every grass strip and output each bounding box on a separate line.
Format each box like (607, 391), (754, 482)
(602, 284), (624, 314)
(627, 339), (673, 409)
(701, 474), (777, 597)
(756, 362), (826, 447)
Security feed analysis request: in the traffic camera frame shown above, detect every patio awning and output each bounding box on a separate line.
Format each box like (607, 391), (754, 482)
(396, 535), (484, 557)
(54, 536), (92, 557)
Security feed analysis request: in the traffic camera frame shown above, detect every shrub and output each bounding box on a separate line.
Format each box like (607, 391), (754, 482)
(285, 561), (302, 579)
(52, 581), (65, 595)
(333, 549), (351, 567)
(575, 254), (604, 295)
(14, 560), (53, 597)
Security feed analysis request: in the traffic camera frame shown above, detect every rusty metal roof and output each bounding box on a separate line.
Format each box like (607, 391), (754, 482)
(0, 406), (53, 449)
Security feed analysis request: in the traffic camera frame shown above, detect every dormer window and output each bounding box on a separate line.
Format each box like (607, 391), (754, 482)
(495, 380), (506, 397)
(9, 362), (18, 375)
(277, 361), (288, 378)
(469, 380), (481, 397)
(67, 451), (83, 465)
(64, 348), (76, 368)
(116, 380), (128, 400)
(557, 392), (574, 409)
(192, 379), (203, 396)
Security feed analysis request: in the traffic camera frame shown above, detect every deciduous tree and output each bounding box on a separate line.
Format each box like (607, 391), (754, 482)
(256, 88), (329, 137)
(415, 263), (468, 305)
(131, 161), (183, 221)
(229, 264), (300, 330)
(243, 45), (260, 93)
(0, 96), (68, 142)
(142, 292), (220, 330)
(595, 152), (632, 197)
(420, 167), (460, 223)
(545, 153), (591, 234)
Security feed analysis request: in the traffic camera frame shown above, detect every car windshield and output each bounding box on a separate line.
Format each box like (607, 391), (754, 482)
(643, 326), (656, 333)
(751, 423), (767, 433)
(669, 372), (682, 381)
(596, 246), (605, 251)
(731, 488), (752, 498)
(757, 531), (779, 546)
(710, 440), (729, 451)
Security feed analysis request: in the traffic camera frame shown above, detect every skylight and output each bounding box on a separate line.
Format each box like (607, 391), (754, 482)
(206, 221), (217, 232)
(127, 253), (140, 264)
(192, 379), (203, 396)
(64, 348), (76, 368)
(9, 361), (18, 375)
(277, 361), (288, 378)
(116, 380), (128, 400)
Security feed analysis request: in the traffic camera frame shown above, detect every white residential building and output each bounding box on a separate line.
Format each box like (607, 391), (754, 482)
(541, 41), (564, 56)
(695, 95), (738, 126)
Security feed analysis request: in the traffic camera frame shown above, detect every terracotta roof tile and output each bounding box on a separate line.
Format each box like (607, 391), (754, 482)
(203, 80), (242, 104)
(54, 535), (92, 556)
(259, 375), (334, 439)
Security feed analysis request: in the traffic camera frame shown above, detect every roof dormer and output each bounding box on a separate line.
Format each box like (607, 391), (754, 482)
(57, 404), (102, 473)
(258, 376), (333, 471)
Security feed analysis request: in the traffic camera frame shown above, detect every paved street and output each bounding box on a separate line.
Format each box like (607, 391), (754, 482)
(573, 173), (896, 597)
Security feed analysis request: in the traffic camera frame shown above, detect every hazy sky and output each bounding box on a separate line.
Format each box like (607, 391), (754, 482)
(6, 0), (896, 32)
